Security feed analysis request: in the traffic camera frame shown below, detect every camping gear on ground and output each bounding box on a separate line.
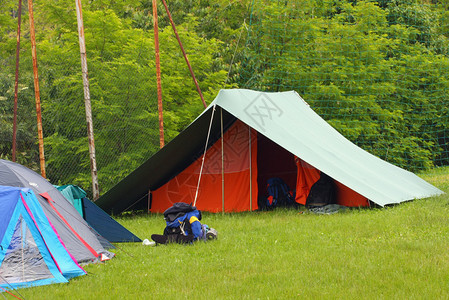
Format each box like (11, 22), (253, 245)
(142, 239), (156, 246)
(96, 89), (444, 214)
(305, 173), (337, 208)
(151, 203), (216, 244)
(0, 159), (114, 264)
(56, 185), (141, 243)
(0, 186), (86, 290)
(308, 204), (348, 215)
(205, 226), (218, 240)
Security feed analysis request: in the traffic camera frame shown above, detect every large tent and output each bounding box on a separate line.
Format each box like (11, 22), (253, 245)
(0, 159), (114, 264)
(0, 186), (86, 290)
(96, 89), (443, 214)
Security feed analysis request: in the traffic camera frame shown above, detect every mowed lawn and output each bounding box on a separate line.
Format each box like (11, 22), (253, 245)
(18, 168), (449, 299)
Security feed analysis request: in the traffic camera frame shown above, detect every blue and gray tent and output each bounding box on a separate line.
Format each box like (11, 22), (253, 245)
(0, 186), (86, 290)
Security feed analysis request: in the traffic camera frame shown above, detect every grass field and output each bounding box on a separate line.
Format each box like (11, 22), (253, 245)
(15, 168), (449, 299)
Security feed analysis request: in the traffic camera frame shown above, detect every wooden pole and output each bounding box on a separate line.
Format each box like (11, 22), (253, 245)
(12, 0), (22, 162)
(28, 0), (46, 178)
(221, 108), (225, 213)
(147, 190), (151, 214)
(249, 125), (252, 211)
(160, 0), (207, 109)
(153, 0), (165, 148)
(75, 0), (100, 200)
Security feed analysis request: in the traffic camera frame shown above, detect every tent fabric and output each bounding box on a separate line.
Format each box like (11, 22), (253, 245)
(295, 158), (321, 205)
(0, 159), (114, 264)
(96, 89), (443, 214)
(152, 120), (258, 212)
(213, 90), (443, 206)
(97, 107), (238, 214)
(0, 186), (85, 290)
(83, 198), (142, 243)
(294, 158), (370, 207)
(57, 184), (86, 217)
(57, 185), (141, 243)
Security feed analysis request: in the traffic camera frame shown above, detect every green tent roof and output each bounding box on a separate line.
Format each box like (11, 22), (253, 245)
(96, 89), (443, 213)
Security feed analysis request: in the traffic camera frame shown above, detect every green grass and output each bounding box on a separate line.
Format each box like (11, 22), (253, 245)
(15, 168), (449, 299)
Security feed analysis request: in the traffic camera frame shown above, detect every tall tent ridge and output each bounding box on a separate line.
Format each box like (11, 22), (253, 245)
(96, 89), (443, 214)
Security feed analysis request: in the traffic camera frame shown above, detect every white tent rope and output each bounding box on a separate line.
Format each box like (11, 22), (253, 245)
(193, 105), (217, 206)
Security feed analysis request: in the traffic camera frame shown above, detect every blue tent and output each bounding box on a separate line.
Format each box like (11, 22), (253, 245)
(0, 186), (85, 290)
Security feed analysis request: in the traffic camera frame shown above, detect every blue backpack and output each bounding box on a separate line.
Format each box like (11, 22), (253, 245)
(264, 177), (297, 209)
(163, 203), (202, 241)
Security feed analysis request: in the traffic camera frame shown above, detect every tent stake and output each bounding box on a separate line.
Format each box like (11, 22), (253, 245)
(75, 0), (100, 200)
(152, 0), (165, 148)
(28, 0), (46, 178)
(12, 0), (22, 163)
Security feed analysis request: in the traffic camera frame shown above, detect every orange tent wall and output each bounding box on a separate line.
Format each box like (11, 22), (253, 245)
(295, 158), (321, 205)
(151, 120), (369, 212)
(151, 120), (258, 213)
(295, 157), (370, 207)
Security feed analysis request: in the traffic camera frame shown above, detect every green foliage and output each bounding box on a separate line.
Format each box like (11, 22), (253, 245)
(241, 0), (449, 171)
(0, 0), (237, 195)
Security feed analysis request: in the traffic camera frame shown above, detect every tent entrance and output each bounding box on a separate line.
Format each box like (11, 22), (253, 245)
(0, 215), (53, 285)
(256, 134), (297, 204)
(256, 133), (370, 208)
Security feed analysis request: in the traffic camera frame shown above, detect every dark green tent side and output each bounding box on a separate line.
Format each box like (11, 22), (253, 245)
(57, 185), (141, 243)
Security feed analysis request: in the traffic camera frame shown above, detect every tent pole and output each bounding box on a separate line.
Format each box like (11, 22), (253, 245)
(28, 0), (46, 178)
(12, 0), (22, 163)
(152, 0), (165, 148)
(249, 125), (252, 211)
(221, 108), (224, 213)
(147, 190), (151, 214)
(75, 0), (100, 200)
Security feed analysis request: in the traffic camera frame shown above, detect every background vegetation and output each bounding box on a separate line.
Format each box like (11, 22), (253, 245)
(1, 0), (449, 198)
(13, 168), (449, 299)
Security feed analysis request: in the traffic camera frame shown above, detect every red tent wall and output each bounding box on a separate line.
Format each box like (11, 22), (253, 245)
(151, 120), (258, 212)
(295, 158), (321, 205)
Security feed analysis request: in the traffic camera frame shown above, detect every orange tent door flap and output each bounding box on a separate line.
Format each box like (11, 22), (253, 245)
(295, 158), (370, 207)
